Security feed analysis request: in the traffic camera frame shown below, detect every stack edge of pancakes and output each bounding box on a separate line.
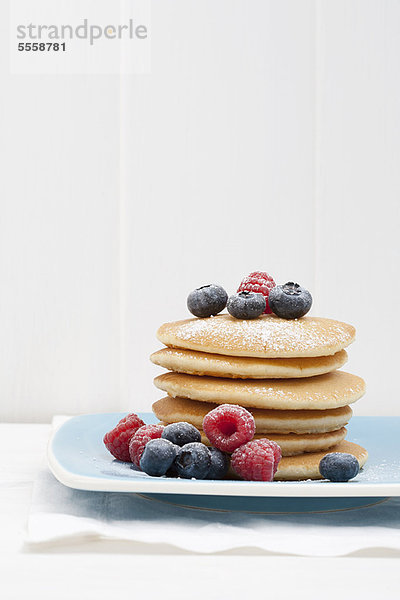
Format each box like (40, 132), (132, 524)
(151, 314), (368, 480)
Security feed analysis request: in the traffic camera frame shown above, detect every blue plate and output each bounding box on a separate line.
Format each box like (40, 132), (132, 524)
(136, 493), (389, 513)
(47, 414), (400, 512)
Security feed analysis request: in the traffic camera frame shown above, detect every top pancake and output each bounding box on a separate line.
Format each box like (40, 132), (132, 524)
(156, 314), (355, 358)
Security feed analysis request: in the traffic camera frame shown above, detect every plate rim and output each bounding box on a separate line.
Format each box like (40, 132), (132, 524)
(47, 413), (400, 498)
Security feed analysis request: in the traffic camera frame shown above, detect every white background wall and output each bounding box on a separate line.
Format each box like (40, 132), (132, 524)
(1, 0), (399, 422)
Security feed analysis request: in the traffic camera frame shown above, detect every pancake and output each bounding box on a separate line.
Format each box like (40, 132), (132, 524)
(150, 348), (348, 379)
(154, 371), (365, 410)
(156, 314), (356, 358)
(152, 396), (353, 434)
(273, 441), (368, 480)
(198, 427), (346, 456)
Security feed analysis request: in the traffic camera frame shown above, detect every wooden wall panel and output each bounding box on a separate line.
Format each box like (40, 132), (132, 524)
(2, 1), (399, 421)
(121, 0), (317, 412)
(315, 0), (400, 415)
(0, 5), (121, 421)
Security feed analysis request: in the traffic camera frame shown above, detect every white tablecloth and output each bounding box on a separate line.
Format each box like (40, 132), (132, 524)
(1, 423), (400, 600)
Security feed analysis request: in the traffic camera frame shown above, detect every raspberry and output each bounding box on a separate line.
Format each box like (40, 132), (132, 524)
(202, 404), (255, 453)
(103, 413), (145, 462)
(268, 439), (282, 471)
(129, 424), (164, 467)
(231, 439), (282, 481)
(237, 271), (276, 314)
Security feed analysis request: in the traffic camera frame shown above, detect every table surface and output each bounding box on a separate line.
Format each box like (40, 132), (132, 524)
(1, 423), (400, 600)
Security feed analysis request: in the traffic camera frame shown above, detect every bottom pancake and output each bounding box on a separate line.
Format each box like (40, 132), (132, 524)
(274, 441), (368, 480)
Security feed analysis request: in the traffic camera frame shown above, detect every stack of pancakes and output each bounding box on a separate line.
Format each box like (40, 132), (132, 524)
(151, 314), (368, 480)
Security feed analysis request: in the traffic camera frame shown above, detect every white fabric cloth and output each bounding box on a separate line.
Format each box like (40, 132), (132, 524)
(25, 417), (400, 555)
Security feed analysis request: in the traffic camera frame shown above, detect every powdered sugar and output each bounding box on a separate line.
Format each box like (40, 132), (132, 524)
(158, 314), (355, 358)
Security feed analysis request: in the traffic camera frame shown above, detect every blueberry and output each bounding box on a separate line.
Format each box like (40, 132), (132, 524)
(162, 422), (201, 446)
(319, 452), (360, 482)
(174, 442), (211, 479)
(187, 284), (228, 318)
(139, 438), (178, 477)
(268, 282), (312, 319)
(205, 447), (230, 480)
(227, 291), (266, 319)
(165, 462), (179, 478)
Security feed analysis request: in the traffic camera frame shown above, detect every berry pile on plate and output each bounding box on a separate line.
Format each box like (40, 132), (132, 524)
(187, 271), (313, 320)
(103, 404), (282, 481)
(104, 412), (226, 479)
(103, 406), (360, 482)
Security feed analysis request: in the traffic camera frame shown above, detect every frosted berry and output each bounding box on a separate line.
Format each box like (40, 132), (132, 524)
(174, 442), (211, 479)
(139, 438), (178, 477)
(103, 413), (145, 462)
(231, 439), (282, 481)
(319, 452), (360, 482)
(165, 462), (179, 478)
(129, 424), (164, 467)
(268, 439), (283, 468)
(268, 282), (312, 319)
(162, 422), (201, 446)
(202, 404), (255, 453)
(237, 271), (276, 314)
(227, 291), (266, 319)
(187, 284), (228, 318)
(206, 447), (230, 480)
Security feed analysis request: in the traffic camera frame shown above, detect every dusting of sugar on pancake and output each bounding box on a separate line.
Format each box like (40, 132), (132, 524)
(157, 314), (356, 358)
(154, 371), (366, 410)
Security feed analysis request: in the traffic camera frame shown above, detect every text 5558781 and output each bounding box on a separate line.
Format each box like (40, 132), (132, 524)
(18, 43), (66, 51)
